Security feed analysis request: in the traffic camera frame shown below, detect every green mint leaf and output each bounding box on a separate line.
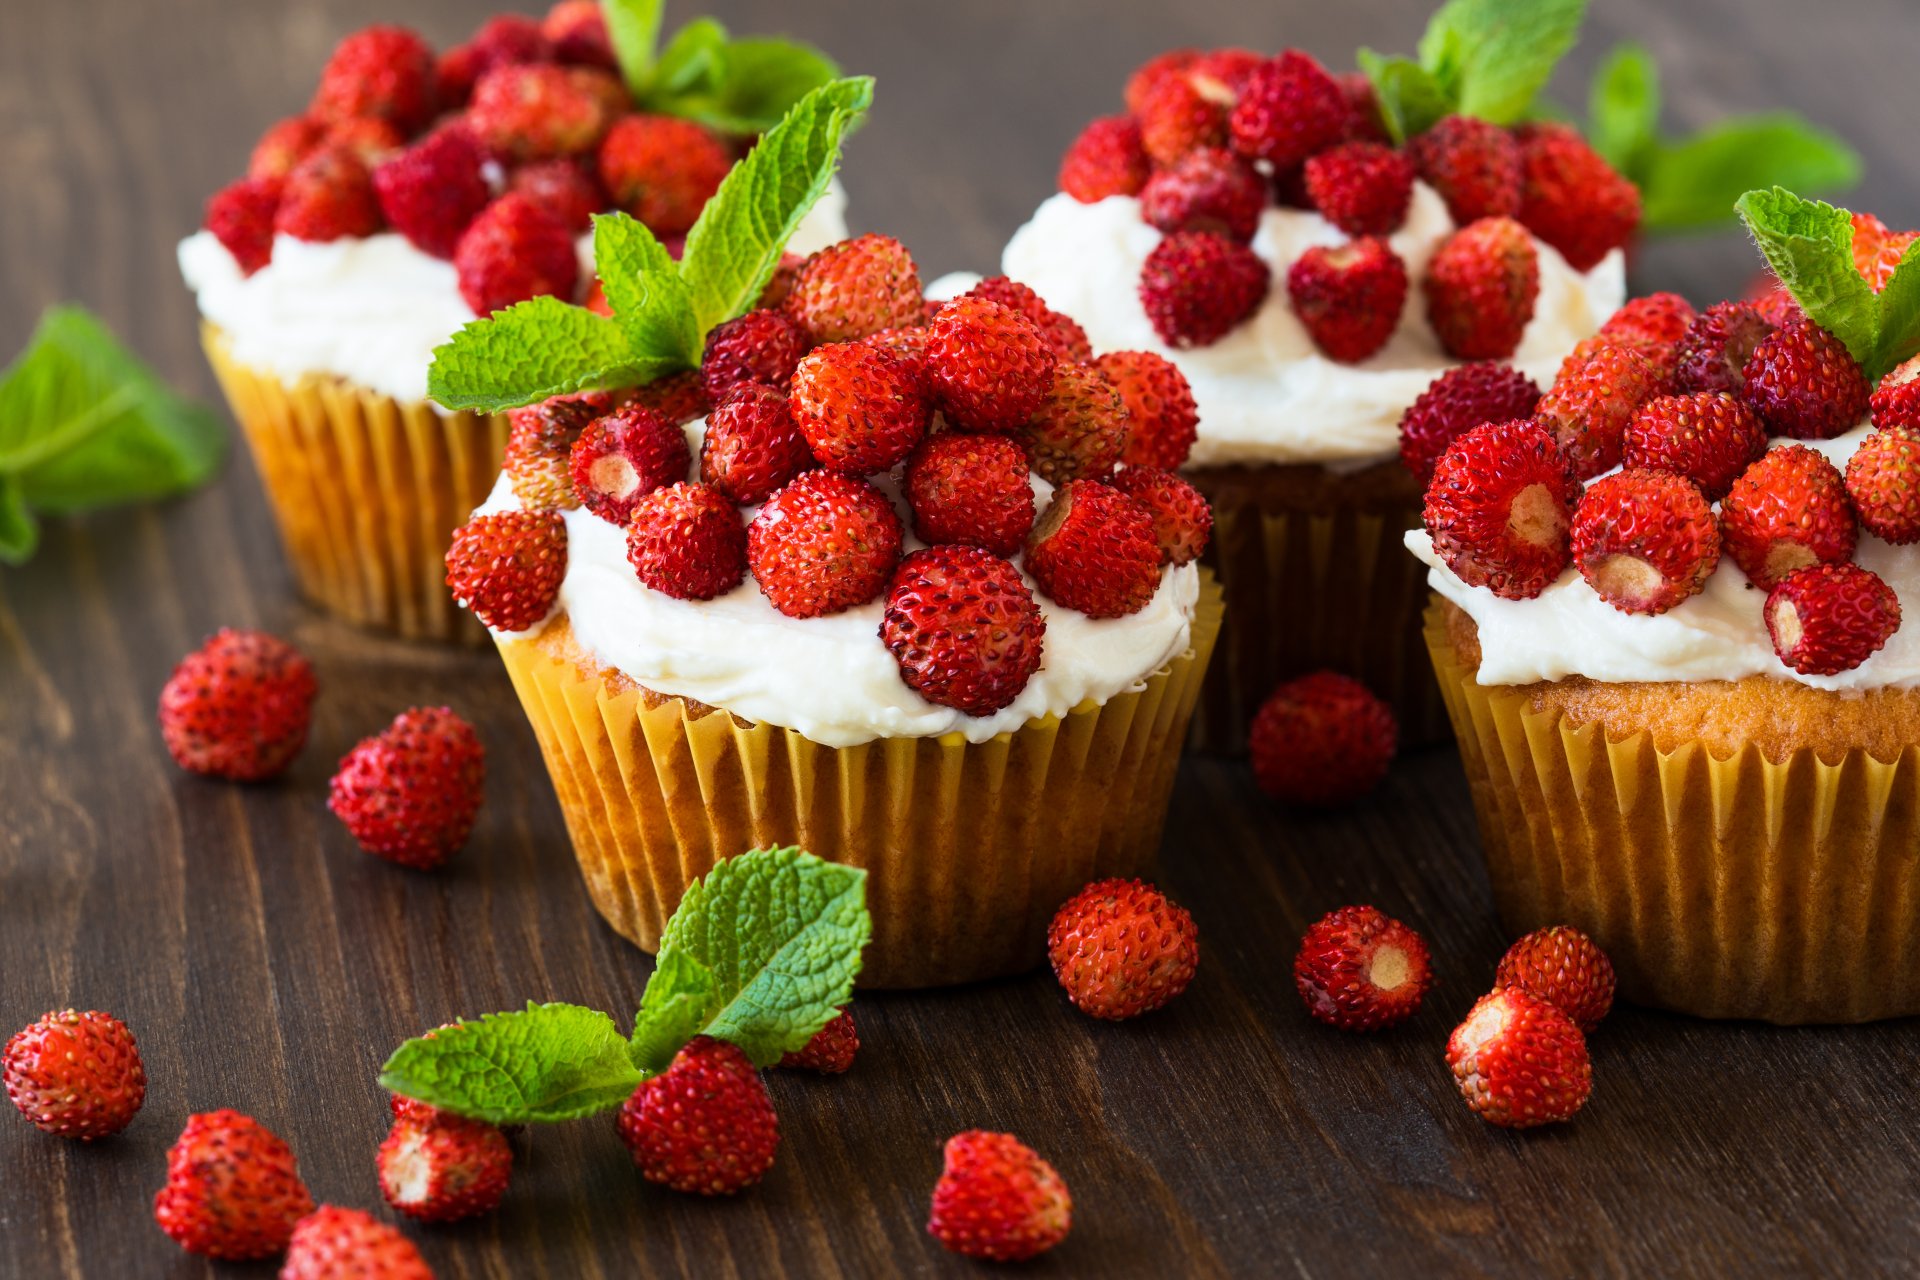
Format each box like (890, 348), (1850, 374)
(1875, 242), (1920, 379)
(632, 847), (869, 1069)
(427, 296), (679, 413)
(0, 306), (225, 520)
(0, 477), (38, 565)
(602, 0), (665, 97)
(679, 75), (874, 336)
(1419, 0), (1588, 125)
(593, 213), (702, 365)
(1641, 116), (1861, 233)
(672, 37), (842, 135)
(1587, 43), (1658, 175)
(1357, 50), (1452, 144)
(377, 1002), (643, 1125)
(649, 17), (729, 98)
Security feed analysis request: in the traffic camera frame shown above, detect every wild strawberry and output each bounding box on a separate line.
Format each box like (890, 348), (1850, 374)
(1058, 115), (1150, 203)
(1124, 49), (1198, 115)
(1767, 563), (1902, 675)
(1398, 363), (1542, 486)
(881, 545), (1047, 715)
(4, 1010), (144, 1140)
(1015, 362), (1130, 484)
(923, 296), (1061, 431)
(1228, 49), (1347, 169)
(1446, 989), (1592, 1129)
(1603, 292), (1696, 349)
(445, 510), (567, 631)
(1749, 274), (1804, 328)
(626, 482), (747, 601)
(204, 177), (283, 275)
(282, 1206), (432, 1280)
(502, 397), (593, 509)
(1047, 878), (1199, 1020)
(1423, 420), (1580, 600)
(865, 325), (930, 377)
(1293, 905), (1432, 1031)
(1140, 146), (1266, 243)
(454, 193), (579, 315)
(1192, 47), (1263, 99)
(701, 384), (814, 505)
(701, 308), (808, 401)
(158, 628), (316, 782)
(570, 405), (692, 525)
(1535, 339), (1664, 477)
(372, 127), (490, 259)
(1870, 354), (1920, 430)
(1287, 237), (1408, 364)
(1304, 140), (1415, 237)
(1137, 71), (1226, 166)
(1514, 122), (1640, 272)
(249, 115), (327, 180)
(617, 1037), (778, 1195)
(1673, 300), (1774, 396)
(1111, 466), (1212, 565)
(748, 471), (904, 618)
(467, 14), (553, 75)
(470, 63), (616, 162)
(544, 0), (615, 67)
(1571, 470), (1720, 616)
(1025, 480), (1163, 618)
(1139, 230), (1271, 349)
(597, 114), (730, 236)
(1851, 211), (1919, 291)
(153, 1110), (314, 1259)
(1622, 392), (1765, 500)
(1719, 446), (1858, 589)
(630, 369), (709, 426)
(274, 143), (381, 242)
(1847, 426), (1920, 544)
(903, 433), (1035, 556)
(327, 707), (485, 871)
(779, 1009), (858, 1073)
(310, 25), (437, 135)
(758, 252), (804, 311)
(1098, 350), (1199, 470)
(1249, 671), (1397, 805)
(1424, 216), (1539, 362)
(323, 115), (406, 167)
(789, 342), (930, 474)
(1495, 926), (1615, 1033)
(962, 276), (1092, 362)
(785, 233), (925, 345)
(928, 1130), (1071, 1262)
(1409, 115), (1522, 224)
(1337, 69), (1388, 143)
(378, 1114), (512, 1223)
(1742, 319), (1871, 440)
(506, 156), (606, 231)
(386, 1024), (456, 1126)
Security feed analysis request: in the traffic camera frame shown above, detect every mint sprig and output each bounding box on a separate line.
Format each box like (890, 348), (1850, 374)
(1360, 0), (1585, 141)
(376, 848), (869, 1125)
(427, 76), (872, 414)
(0, 306), (226, 564)
(601, 0), (840, 134)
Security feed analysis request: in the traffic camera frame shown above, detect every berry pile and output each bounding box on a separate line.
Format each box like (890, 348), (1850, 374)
(450, 237), (1215, 717)
(1057, 46), (1639, 358)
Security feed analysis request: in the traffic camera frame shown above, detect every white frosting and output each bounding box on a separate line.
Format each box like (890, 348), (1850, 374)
(1001, 187), (1626, 470)
(178, 180), (851, 405)
(1406, 425), (1920, 691)
(478, 418), (1202, 748)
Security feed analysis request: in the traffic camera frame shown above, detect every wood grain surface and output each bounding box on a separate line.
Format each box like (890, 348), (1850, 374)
(5, 1), (1920, 1276)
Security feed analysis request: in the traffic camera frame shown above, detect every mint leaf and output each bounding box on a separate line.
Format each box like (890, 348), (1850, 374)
(1870, 240), (1920, 379)
(427, 296), (678, 413)
(1419, 0), (1587, 125)
(675, 38), (842, 134)
(1640, 117), (1861, 232)
(680, 76), (873, 335)
(0, 477), (37, 565)
(649, 17), (729, 98)
(1587, 44), (1658, 174)
(593, 213), (701, 365)
(630, 847), (869, 1069)
(603, 0), (664, 97)
(1357, 50), (1452, 144)
(378, 1002), (643, 1125)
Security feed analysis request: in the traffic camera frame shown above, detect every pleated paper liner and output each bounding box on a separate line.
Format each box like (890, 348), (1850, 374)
(1425, 599), (1920, 1024)
(495, 574), (1223, 989)
(1186, 459), (1445, 753)
(202, 324), (509, 645)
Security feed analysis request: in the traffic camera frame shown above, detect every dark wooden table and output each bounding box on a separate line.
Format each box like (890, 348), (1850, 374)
(6, 1), (1920, 1276)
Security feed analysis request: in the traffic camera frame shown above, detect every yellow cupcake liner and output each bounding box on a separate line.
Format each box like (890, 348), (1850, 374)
(494, 574), (1223, 989)
(1425, 601), (1920, 1024)
(202, 324), (509, 645)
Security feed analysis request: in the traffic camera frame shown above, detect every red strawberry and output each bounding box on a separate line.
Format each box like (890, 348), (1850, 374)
(1571, 469), (1720, 616)
(789, 342), (930, 474)
(1287, 236), (1408, 364)
(1514, 122), (1640, 272)
(469, 63), (616, 161)
(1719, 445), (1858, 588)
(1098, 351), (1200, 470)
(779, 1009), (858, 1074)
(1304, 141), (1415, 237)
(503, 396), (594, 509)
(507, 156), (607, 231)
(1851, 211), (1918, 292)
(865, 325), (930, 378)
(1622, 392), (1766, 501)
(1047, 879), (1199, 1020)
(323, 115), (406, 168)
(1337, 70), (1389, 144)
(327, 707), (485, 871)
(1293, 905), (1432, 1031)
(617, 1037), (778, 1195)
(1446, 989), (1592, 1128)
(630, 369), (710, 426)
(1191, 48), (1263, 100)
(282, 1206), (432, 1280)
(310, 26), (437, 134)
(275, 143), (382, 242)
(372, 127), (490, 259)
(747, 471), (904, 618)
(1124, 49), (1199, 115)
(386, 1024), (456, 1126)
(544, 0), (616, 67)
(1110, 466), (1212, 565)
(153, 1110), (314, 1259)
(205, 177), (283, 275)
(625, 481), (747, 601)
(1139, 230), (1271, 349)
(1228, 50), (1346, 169)
(466, 14), (553, 76)
(928, 1131), (1071, 1262)
(1015, 361), (1131, 484)
(1409, 115), (1522, 224)
(1136, 71), (1227, 167)
(570, 405), (692, 525)
(1140, 146), (1266, 243)
(1398, 363), (1542, 486)
(758, 252), (805, 311)
(701, 384), (815, 505)
(597, 114), (731, 236)
(881, 545), (1047, 715)
(1847, 426), (1920, 544)
(1423, 420), (1580, 600)
(1058, 114), (1149, 203)
(454, 193), (579, 315)
(962, 276), (1092, 363)
(924, 296), (1061, 432)
(903, 433), (1036, 556)
(1424, 216), (1539, 361)
(1870, 354), (1920, 430)
(1495, 926), (1615, 1033)
(445, 510), (567, 631)
(1674, 301), (1775, 396)
(4, 1010), (145, 1140)
(1749, 274), (1805, 328)
(785, 233), (926, 345)
(249, 115), (327, 181)
(1766, 563), (1902, 675)
(700, 308), (808, 401)
(1249, 671), (1397, 805)
(1535, 338), (1665, 477)
(1024, 480), (1163, 618)
(1603, 292), (1696, 350)
(158, 628), (317, 782)
(1742, 318), (1871, 440)
(378, 1114), (512, 1223)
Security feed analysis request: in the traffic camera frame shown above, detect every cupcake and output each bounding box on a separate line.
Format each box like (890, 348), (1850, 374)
(1408, 194), (1920, 1023)
(180, 7), (849, 643)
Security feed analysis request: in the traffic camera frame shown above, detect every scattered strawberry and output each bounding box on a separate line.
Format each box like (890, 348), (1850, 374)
(928, 1130), (1071, 1262)
(1136, 71), (1227, 166)
(597, 114), (731, 236)
(310, 25), (437, 135)
(4, 1010), (145, 1140)
(544, 0), (616, 67)
(470, 62), (615, 162)
(274, 143), (382, 242)
(1304, 140), (1415, 236)
(1424, 216), (1539, 361)
(1495, 926), (1615, 1033)
(1423, 420), (1581, 599)
(1015, 362), (1130, 484)
(923, 296), (1062, 432)
(1228, 50), (1346, 169)
(784, 233), (925, 345)
(1058, 114), (1150, 203)
(153, 1110), (315, 1259)
(1846, 426), (1920, 544)
(1293, 905), (1432, 1031)
(1098, 351), (1200, 470)
(1249, 671), (1397, 805)
(503, 397), (593, 509)
(881, 546), (1047, 715)
(1047, 878), (1198, 1020)
(1741, 318), (1871, 440)
(1672, 301), (1775, 396)
(506, 156), (606, 231)
(1535, 338), (1665, 477)
(1139, 230), (1271, 349)
(445, 510), (567, 631)
(570, 404), (692, 525)
(249, 115), (328, 181)
(779, 1009), (857, 1074)
(1398, 362), (1542, 486)
(282, 1206), (432, 1280)
(1622, 392), (1766, 500)
(1513, 122), (1640, 272)
(1024, 480), (1163, 618)
(625, 482), (747, 601)
(701, 384), (815, 505)
(629, 369), (710, 426)
(1766, 563), (1902, 675)
(1409, 115), (1522, 224)
(327, 707), (485, 871)
(1719, 445), (1858, 588)
(963, 276), (1093, 363)
(378, 1114), (512, 1223)
(205, 177), (283, 275)
(1110, 466), (1212, 565)
(158, 628), (317, 782)
(903, 433), (1035, 556)
(1446, 989), (1592, 1129)
(1571, 470), (1720, 616)
(370, 127), (490, 260)
(1140, 147), (1266, 243)
(1851, 211), (1919, 292)
(747, 470), (904, 618)
(700, 307), (808, 401)
(789, 341), (931, 474)
(454, 192), (579, 315)
(1287, 236), (1408, 364)
(617, 1037), (778, 1195)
